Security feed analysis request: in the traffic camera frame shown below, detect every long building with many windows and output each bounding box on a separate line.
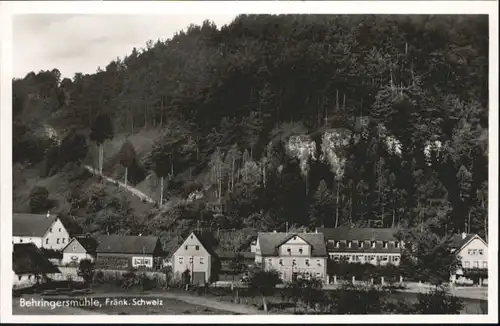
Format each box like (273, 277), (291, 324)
(317, 227), (403, 266)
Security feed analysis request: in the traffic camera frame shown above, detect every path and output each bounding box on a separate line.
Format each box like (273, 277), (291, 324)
(84, 165), (156, 204)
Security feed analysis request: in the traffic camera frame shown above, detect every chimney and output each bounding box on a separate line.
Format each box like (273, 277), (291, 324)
(461, 232), (467, 240)
(46, 210), (50, 218)
(315, 228), (318, 234)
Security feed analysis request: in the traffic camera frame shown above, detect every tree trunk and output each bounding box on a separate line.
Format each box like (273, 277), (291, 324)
(467, 209), (472, 234)
(392, 209), (396, 228)
(262, 295), (268, 312)
(124, 167), (128, 187)
(99, 144), (104, 175)
(335, 180), (340, 228)
(160, 176), (164, 206)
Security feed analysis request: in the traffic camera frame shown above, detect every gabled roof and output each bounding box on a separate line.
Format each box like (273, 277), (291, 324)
(63, 236), (98, 253)
(318, 227), (400, 242)
(13, 243), (60, 275)
(96, 235), (160, 255)
(173, 231), (219, 258)
(450, 233), (485, 251)
(13, 213), (58, 237)
(257, 232), (327, 257)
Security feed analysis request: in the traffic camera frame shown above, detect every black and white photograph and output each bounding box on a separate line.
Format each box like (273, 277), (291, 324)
(0, 1), (497, 323)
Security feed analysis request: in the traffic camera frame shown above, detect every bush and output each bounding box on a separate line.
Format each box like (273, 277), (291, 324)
(413, 287), (464, 314)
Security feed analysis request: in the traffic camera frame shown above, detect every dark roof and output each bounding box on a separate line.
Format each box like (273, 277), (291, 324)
(64, 236), (98, 253)
(450, 233), (480, 250)
(318, 227), (400, 242)
(13, 243), (60, 275)
(96, 235), (160, 254)
(13, 213), (58, 237)
(257, 232), (327, 257)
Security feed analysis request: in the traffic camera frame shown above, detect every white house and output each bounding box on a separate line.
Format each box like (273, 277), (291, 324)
(13, 212), (71, 250)
(450, 233), (488, 284)
(61, 236), (98, 266)
(253, 231), (328, 283)
(12, 243), (60, 290)
(172, 231), (217, 285)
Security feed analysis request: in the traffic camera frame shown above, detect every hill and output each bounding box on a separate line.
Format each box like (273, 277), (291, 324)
(12, 14), (489, 252)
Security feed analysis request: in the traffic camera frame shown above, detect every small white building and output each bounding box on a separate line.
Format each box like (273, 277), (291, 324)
(13, 212), (71, 250)
(450, 233), (488, 284)
(61, 236), (98, 266)
(12, 243), (60, 290)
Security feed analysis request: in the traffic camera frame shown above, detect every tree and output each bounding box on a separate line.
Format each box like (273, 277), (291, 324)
(247, 268), (281, 312)
(78, 258), (95, 287)
(309, 180), (335, 228)
(150, 136), (172, 206)
(396, 229), (461, 286)
(230, 253), (247, 301)
(285, 275), (325, 313)
(89, 113), (114, 174)
(29, 186), (52, 214)
(414, 287), (464, 314)
(118, 140), (136, 186)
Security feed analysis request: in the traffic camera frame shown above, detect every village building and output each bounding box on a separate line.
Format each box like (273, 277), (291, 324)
(318, 227), (403, 266)
(13, 212), (71, 251)
(252, 231), (328, 283)
(450, 232), (488, 285)
(12, 243), (60, 290)
(61, 236), (98, 266)
(172, 231), (219, 285)
(95, 235), (164, 270)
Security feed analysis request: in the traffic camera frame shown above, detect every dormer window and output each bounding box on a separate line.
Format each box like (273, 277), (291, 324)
(371, 241), (376, 249)
(383, 241), (388, 249)
(395, 242), (400, 249)
(335, 241), (340, 248)
(348, 241), (352, 248)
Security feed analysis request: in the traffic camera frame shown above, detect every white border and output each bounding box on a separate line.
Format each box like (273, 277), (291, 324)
(1, 1), (498, 324)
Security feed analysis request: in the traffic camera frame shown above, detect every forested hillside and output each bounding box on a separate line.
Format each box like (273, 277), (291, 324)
(12, 15), (489, 248)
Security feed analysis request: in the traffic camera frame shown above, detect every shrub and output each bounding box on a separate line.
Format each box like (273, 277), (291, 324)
(413, 286), (464, 314)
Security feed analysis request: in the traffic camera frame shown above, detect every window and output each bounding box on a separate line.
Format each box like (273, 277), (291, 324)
(18, 275), (22, 281)
(335, 241), (340, 248)
(292, 259), (296, 266)
(371, 241), (376, 249)
(473, 261), (479, 268)
(316, 272), (322, 278)
(184, 245), (188, 250)
(57, 238), (60, 244)
(195, 245), (200, 251)
(464, 261), (470, 268)
(268, 258), (272, 265)
(382, 256), (388, 261)
(200, 257), (204, 264)
(305, 259), (310, 266)
(59, 228), (61, 232)
(189, 257), (193, 263)
(478, 249), (484, 256)
(46, 239), (49, 244)
(348, 241), (352, 248)
(287, 248), (291, 254)
(72, 245), (77, 251)
(333, 255), (339, 261)
(317, 259), (321, 266)
(62, 238), (65, 244)
(190, 235), (193, 239)
(20, 239), (23, 243)
(178, 257), (184, 264)
(359, 241), (364, 248)
(483, 261), (488, 269)
(393, 256), (400, 262)
(395, 242), (400, 249)
(50, 228), (52, 233)
(383, 241), (388, 249)
(298, 248), (303, 254)
(279, 259), (283, 265)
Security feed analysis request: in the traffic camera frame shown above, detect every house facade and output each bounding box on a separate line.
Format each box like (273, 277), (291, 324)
(95, 235), (164, 270)
(172, 231), (217, 285)
(13, 212), (71, 251)
(12, 243), (60, 290)
(318, 227), (403, 266)
(253, 231), (328, 283)
(450, 233), (488, 284)
(61, 236), (98, 266)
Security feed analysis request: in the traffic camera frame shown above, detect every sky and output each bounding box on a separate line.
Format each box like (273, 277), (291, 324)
(13, 14), (237, 79)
